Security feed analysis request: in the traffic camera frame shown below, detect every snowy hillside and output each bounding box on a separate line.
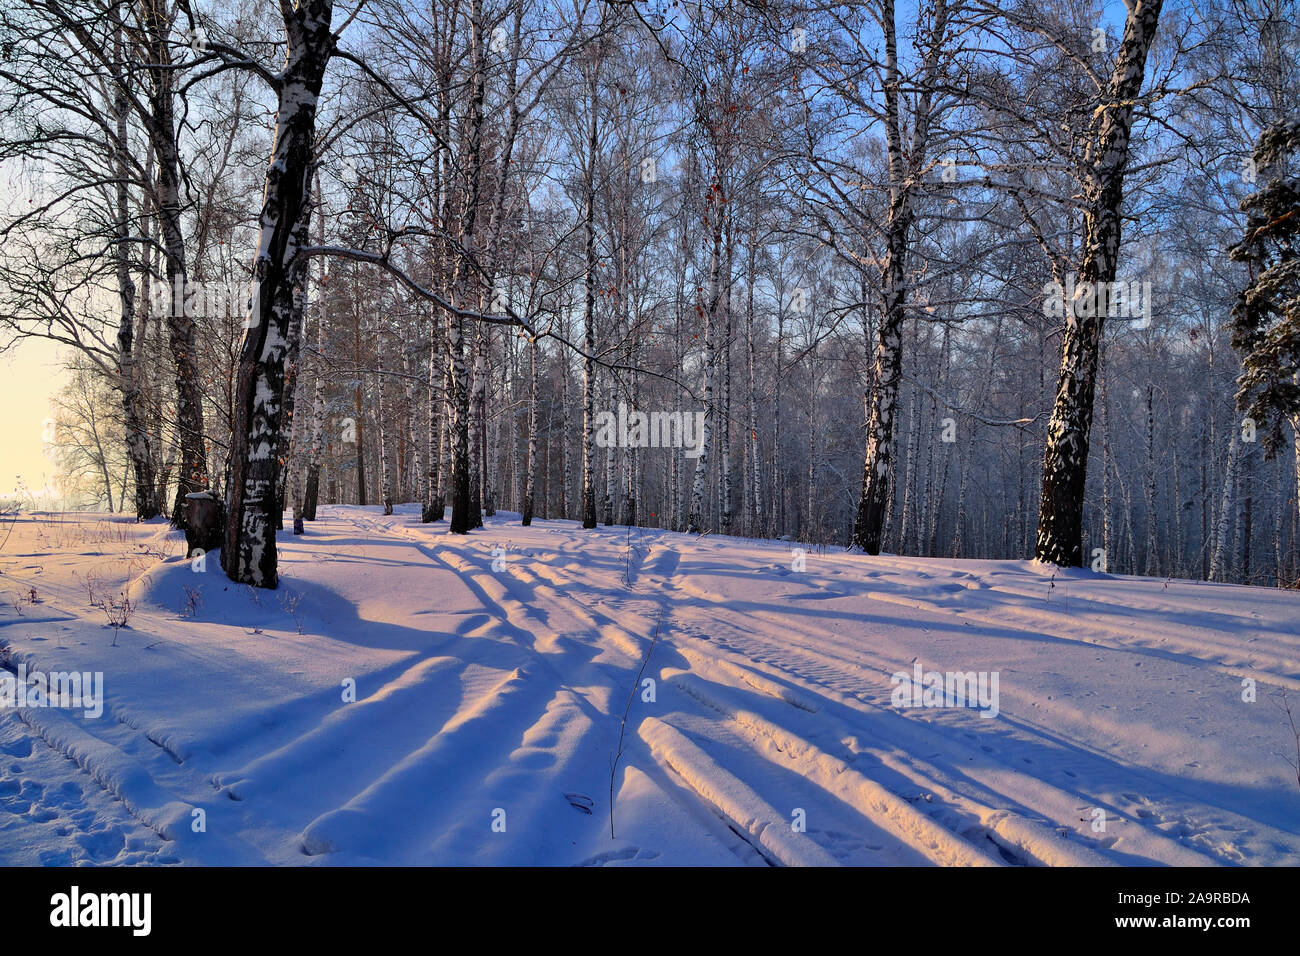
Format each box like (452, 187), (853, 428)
(1, 506), (1298, 866)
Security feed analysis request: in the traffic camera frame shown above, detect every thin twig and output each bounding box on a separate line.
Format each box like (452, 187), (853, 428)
(1277, 690), (1300, 790)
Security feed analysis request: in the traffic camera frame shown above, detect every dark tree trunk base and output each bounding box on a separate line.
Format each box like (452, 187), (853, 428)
(184, 492), (225, 558)
(302, 466), (320, 521)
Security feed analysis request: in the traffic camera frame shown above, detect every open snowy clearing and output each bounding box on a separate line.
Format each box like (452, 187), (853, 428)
(0, 506), (1297, 866)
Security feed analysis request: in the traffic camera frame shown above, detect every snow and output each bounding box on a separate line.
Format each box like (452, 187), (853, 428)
(0, 506), (1298, 866)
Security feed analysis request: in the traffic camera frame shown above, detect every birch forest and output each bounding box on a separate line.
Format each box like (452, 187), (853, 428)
(2, 0), (1298, 590)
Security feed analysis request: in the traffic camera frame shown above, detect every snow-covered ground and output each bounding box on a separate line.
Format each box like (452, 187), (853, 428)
(0, 505), (1297, 866)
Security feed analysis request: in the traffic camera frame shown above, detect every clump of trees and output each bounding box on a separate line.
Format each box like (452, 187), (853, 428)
(1, 0), (1296, 589)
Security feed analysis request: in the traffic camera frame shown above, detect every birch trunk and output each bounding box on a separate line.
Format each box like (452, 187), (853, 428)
(222, 0), (334, 587)
(301, 179), (326, 522)
(375, 320), (393, 516)
(687, 185), (723, 535)
(745, 237), (761, 535)
(580, 49), (600, 530)
(449, 0), (487, 533)
(423, 318), (445, 521)
(137, 0), (209, 527)
(720, 221), (733, 533)
(851, 0), (945, 553)
(274, 281), (306, 530)
(110, 7), (158, 521)
(448, 308), (472, 533)
(522, 335), (538, 525)
(1144, 383), (1158, 575)
(602, 378), (616, 525)
(403, 341), (421, 506)
(1035, 0), (1165, 566)
(468, 321), (485, 527)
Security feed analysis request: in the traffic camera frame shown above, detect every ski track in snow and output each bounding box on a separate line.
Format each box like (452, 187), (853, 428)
(0, 506), (1297, 866)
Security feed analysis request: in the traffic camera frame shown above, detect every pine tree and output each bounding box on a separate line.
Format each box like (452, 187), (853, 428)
(1229, 120), (1300, 458)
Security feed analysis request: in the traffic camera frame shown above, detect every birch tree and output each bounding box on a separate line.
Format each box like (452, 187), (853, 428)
(1033, 0), (1165, 567)
(222, 0), (336, 587)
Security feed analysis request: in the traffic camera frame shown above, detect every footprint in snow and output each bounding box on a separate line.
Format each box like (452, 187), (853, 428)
(54, 781), (82, 804)
(1, 738), (33, 758)
(77, 827), (125, 861)
(576, 846), (657, 865)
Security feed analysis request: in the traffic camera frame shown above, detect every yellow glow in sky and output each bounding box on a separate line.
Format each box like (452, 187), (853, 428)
(0, 337), (62, 500)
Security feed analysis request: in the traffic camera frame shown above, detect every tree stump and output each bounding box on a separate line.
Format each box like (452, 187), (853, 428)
(185, 492), (225, 558)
